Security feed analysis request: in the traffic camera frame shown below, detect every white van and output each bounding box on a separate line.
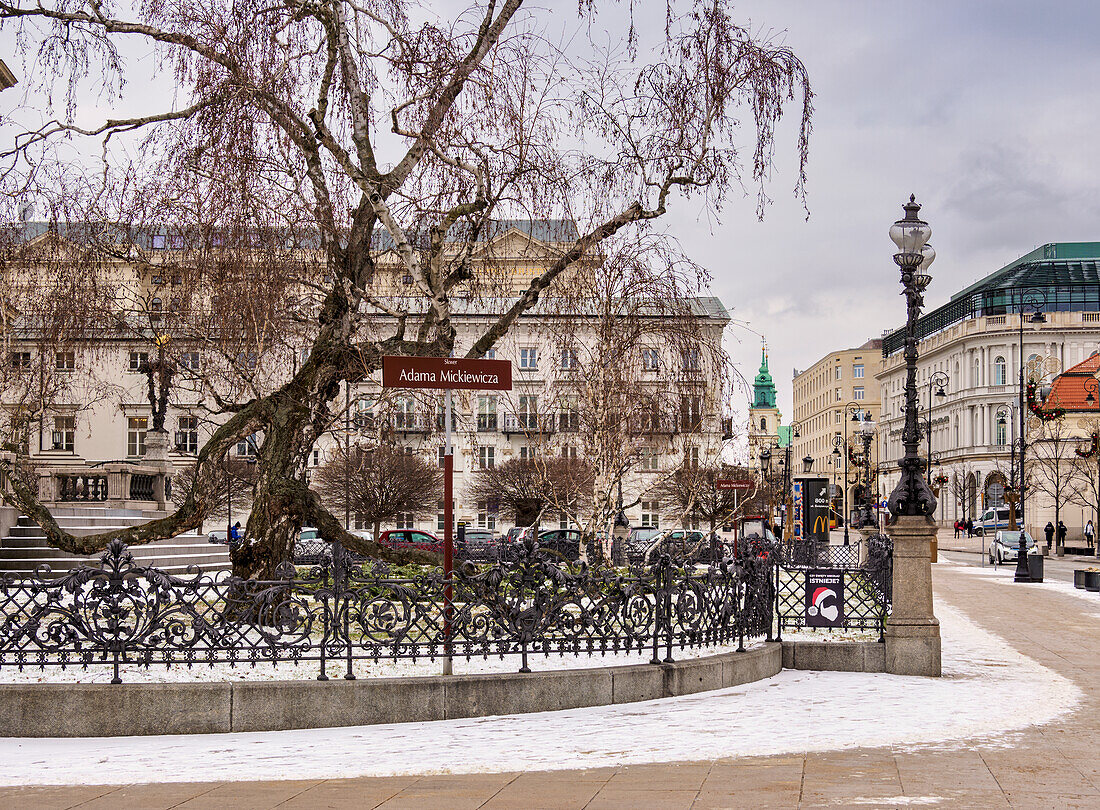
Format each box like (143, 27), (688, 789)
(976, 507), (1011, 536)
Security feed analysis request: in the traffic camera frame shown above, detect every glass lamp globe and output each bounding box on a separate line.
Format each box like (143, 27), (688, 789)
(860, 419), (877, 436)
(889, 195), (932, 253)
(920, 242), (936, 271)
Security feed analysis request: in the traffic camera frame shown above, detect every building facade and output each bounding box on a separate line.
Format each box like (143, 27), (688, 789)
(876, 242), (1100, 537)
(1, 220), (732, 536)
(790, 339), (882, 523)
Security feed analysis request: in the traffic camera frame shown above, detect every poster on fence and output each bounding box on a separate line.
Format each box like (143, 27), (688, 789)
(804, 569), (845, 628)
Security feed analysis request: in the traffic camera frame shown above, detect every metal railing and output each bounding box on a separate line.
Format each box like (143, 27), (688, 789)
(0, 539), (776, 683)
(773, 536), (893, 639)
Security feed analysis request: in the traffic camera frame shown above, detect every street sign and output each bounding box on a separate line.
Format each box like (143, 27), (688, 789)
(378, 354), (512, 676)
(716, 479), (754, 491)
(805, 569), (845, 628)
(381, 356), (512, 390)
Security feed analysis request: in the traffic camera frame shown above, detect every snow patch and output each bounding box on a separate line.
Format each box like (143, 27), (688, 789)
(0, 598), (1079, 785)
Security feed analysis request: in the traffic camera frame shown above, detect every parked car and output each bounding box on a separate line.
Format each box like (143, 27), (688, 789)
(989, 530), (1039, 565)
(379, 529), (443, 553)
(292, 526), (328, 564)
(620, 528), (660, 564)
(208, 529), (228, 544)
(976, 507), (1012, 536)
(350, 529), (374, 543)
(459, 528), (496, 560)
(536, 529), (582, 561)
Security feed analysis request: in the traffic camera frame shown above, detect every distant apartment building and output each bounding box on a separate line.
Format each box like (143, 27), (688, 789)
(791, 340), (882, 520)
(1, 220), (731, 534)
(877, 242), (1100, 535)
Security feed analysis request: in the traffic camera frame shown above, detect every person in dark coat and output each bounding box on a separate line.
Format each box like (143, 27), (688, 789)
(966, 518), (974, 537)
(953, 520), (961, 539)
(1045, 521), (1055, 550)
(1057, 521), (1067, 549)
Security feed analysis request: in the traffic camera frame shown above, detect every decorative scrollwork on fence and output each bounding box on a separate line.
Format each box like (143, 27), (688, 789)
(0, 539), (777, 683)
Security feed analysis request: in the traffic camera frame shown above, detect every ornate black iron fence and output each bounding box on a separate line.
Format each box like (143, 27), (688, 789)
(0, 539), (775, 683)
(773, 536), (893, 640)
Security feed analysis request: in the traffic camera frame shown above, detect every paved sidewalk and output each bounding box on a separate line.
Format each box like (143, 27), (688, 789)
(3, 563), (1099, 809)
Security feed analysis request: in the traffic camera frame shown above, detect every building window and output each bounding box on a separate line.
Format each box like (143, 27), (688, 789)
(835, 365), (842, 380)
(519, 446), (532, 461)
(437, 446), (447, 468)
(395, 398), (417, 430)
(128, 351), (149, 372)
(482, 348), (496, 360)
(995, 419), (1007, 446)
(402, 274), (414, 285)
(640, 500), (660, 529)
(477, 396), (497, 431)
(680, 395), (702, 432)
(560, 347), (579, 370)
(759, 417), (766, 431)
(993, 356), (1007, 386)
(8, 351), (31, 370)
(559, 398), (580, 432)
(177, 416), (199, 453)
(477, 501), (497, 531)
(854, 387), (865, 401)
(518, 395), (538, 429)
(639, 446), (659, 471)
(835, 410), (842, 424)
(561, 445), (578, 460)
(237, 433), (258, 456)
(52, 415), (75, 452)
(641, 348), (660, 371)
(519, 346), (538, 370)
(179, 351), (201, 372)
(437, 501), (447, 531)
(396, 513), (415, 530)
(687, 446), (701, 468)
(681, 348), (701, 372)
(853, 364), (864, 379)
(835, 387), (842, 402)
(478, 445), (495, 469)
(127, 417), (148, 456)
(237, 351), (258, 370)
(55, 351), (75, 371)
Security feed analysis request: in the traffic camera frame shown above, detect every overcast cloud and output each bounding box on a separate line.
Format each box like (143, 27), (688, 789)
(669, 1), (1100, 428)
(4, 0), (1100, 437)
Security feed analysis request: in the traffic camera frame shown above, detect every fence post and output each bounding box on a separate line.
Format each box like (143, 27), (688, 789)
(773, 556), (783, 643)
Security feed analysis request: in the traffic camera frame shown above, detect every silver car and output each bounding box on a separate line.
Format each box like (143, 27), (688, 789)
(989, 530), (1038, 564)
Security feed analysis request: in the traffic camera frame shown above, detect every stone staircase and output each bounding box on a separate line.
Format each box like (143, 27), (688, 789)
(0, 507), (231, 577)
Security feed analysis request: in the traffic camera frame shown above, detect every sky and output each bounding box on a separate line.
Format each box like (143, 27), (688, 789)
(4, 0), (1100, 429)
(669, 0), (1100, 423)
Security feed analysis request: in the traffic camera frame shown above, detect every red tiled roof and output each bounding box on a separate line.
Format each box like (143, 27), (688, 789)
(1045, 354), (1100, 412)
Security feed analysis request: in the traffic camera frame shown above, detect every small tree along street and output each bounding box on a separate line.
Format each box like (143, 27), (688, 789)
(312, 445), (443, 544)
(0, 0), (812, 576)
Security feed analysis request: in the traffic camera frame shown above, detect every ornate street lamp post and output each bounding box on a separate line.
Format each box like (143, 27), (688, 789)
(925, 372), (948, 489)
(883, 193), (942, 677)
(1014, 288), (1047, 564)
(886, 196), (938, 520)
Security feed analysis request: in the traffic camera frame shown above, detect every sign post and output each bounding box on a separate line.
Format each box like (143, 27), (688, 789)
(381, 356), (512, 675)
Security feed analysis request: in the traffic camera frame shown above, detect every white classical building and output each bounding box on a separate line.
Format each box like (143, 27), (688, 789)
(876, 242), (1100, 538)
(2, 220), (732, 536)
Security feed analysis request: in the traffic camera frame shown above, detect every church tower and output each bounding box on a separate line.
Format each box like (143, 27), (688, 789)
(748, 343), (782, 464)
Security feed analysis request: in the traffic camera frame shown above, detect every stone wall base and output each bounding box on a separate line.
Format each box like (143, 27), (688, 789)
(0, 644), (782, 738)
(781, 640), (885, 673)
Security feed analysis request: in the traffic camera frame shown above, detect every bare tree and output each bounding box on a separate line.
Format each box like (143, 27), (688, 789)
(311, 445), (442, 542)
(658, 461), (757, 553)
(467, 456), (592, 532)
(1027, 415), (1086, 553)
(0, 0), (812, 576)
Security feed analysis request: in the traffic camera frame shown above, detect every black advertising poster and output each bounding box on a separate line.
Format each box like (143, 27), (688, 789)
(803, 477), (831, 542)
(805, 569), (845, 628)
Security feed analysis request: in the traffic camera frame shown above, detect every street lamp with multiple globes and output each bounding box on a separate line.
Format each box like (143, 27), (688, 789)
(886, 195), (938, 521)
(925, 371), (948, 488)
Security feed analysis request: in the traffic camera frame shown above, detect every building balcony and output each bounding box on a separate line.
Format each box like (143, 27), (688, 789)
(502, 414), (555, 436)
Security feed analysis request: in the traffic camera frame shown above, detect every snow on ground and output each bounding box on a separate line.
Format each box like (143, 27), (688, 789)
(940, 560), (1100, 616)
(0, 639), (762, 684)
(0, 599), (1080, 785)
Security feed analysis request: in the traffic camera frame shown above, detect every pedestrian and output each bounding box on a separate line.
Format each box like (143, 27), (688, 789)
(1045, 521), (1055, 550)
(231, 521), (243, 542)
(1057, 520), (1067, 550)
(953, 519), (961, 539)
(1086, 519), (1095, 550)
(966, 517), (973, 537)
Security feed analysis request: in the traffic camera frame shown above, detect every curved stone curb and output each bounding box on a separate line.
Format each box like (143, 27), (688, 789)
(0, 644), (781, 738)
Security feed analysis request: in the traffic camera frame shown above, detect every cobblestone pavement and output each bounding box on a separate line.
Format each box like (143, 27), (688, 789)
(3, 562), (1098, 809)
